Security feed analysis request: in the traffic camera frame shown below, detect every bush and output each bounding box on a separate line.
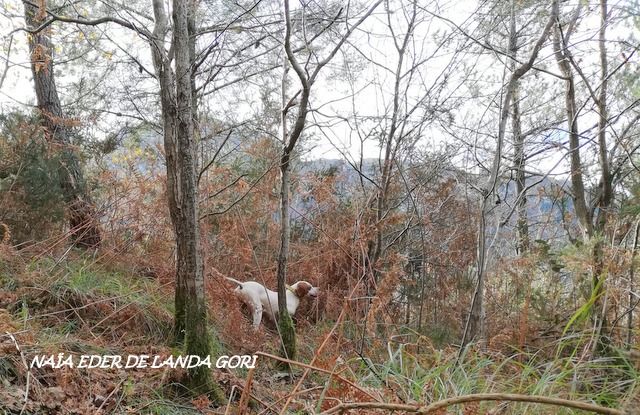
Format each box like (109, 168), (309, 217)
(0, 111), (65, 244)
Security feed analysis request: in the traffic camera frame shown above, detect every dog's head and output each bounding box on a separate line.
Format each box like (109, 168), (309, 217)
(291, 281), (319, 299)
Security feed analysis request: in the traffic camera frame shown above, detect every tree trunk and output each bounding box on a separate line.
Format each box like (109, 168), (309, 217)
(276, 0), (380, 362)
(150, 0), (185, 349)
(592, 0), (612, 355)
(627, 221), (640, 348)
(150, 0), (222, 400)
(276, 150), (297, 362)
(553, 0), (613, 355)
(187, 6), (199, 146)
(509, 3), (528, 255)
(171, 0), (219, 396)
(552, 16), (592, 238)
(172, 0), (204, 391)
(23, 1), (101, 249)
(465, 208), (486, 346)
(513, 90), (528, 255)
(276, 54), (297, 363)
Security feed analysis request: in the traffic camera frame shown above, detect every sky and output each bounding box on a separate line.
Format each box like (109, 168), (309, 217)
(0, 0), (637, 184)
(303, 0), (479, 161)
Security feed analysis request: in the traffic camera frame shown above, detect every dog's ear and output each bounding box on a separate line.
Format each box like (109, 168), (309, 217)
(294, 282), (311, 298)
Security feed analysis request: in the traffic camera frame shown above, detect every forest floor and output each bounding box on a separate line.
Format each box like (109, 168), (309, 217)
(1, 249), (639, 414)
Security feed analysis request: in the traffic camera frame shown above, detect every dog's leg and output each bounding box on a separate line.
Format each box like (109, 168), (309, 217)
(251, 302), (263, 329)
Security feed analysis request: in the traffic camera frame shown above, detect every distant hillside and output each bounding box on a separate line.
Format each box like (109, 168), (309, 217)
(107, 128), (575, 251)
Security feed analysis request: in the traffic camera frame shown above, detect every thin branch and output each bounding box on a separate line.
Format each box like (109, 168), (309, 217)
(199, 159), (278, 219)
(197, 129), (233, 184)
(203, 174), (247, 201)
(17, 0), (151, 39)
(421, 6), (567, 81)
(0, 35), (13, 91)
(320, 393), (624, 415)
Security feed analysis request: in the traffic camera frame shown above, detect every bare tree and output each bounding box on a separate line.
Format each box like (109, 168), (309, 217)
(552, 0), (619, 354)
(277, 0), (382, 361)
(461, 0), (558, 347)
(366, 0), (421, 285)
(346, 0), (463, 338)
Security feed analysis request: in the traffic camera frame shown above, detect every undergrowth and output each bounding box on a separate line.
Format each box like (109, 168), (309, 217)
(2, 252), (639, 414)
(341, 333), (639, 414)
(0, 254), (191, 414)
(18, 256), (173, 343)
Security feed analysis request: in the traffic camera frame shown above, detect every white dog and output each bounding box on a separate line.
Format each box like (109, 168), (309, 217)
(225, 277), (319, 329)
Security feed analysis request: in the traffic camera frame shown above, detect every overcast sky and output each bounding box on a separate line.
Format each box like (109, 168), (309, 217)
(0, 0), (637, 183)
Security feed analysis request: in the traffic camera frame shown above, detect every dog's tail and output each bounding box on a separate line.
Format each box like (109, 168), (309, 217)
(224, 276), (245, 288)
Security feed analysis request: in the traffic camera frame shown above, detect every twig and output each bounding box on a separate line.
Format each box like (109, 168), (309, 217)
(224, 385), (239, 415)
(236, 385), (271, 412)
(236, 367), (254, 414)
(89, 302), (134, 331)
(199, 159), (278, 219)
(0, 35), (13, 91)
(257, 386), (323, 415)
(25, 289), (141, 321)
(96, 378), (125, 413)
(319, 393), (625, 415)
(198, 129), (233, 185)
(5, 332), (30, 414)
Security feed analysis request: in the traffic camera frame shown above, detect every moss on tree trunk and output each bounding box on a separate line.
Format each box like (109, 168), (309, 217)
(184, 322), (225, 402)
(278, 313), (296, 370)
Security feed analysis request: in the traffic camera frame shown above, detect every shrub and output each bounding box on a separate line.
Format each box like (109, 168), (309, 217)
(0, 111), (65, 244)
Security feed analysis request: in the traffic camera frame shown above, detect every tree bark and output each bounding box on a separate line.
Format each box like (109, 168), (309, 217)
(595, 0), (612, 233)
(23, 1), (101, 249)
(172, 0), (213, 393)
(627, 221), (639, 348)
(150, 0), (185, 348)
(513, 89), (529, 255)
(276, 150), (297, 361)
(187, 5), (199, 145)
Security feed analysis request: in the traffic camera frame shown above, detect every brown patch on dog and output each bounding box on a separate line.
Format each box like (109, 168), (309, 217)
(294, 282), (312, 298)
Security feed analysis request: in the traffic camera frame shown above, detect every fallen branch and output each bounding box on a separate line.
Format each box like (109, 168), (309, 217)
(319, 393), (625, 415)
(224, 385), (240, 415)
